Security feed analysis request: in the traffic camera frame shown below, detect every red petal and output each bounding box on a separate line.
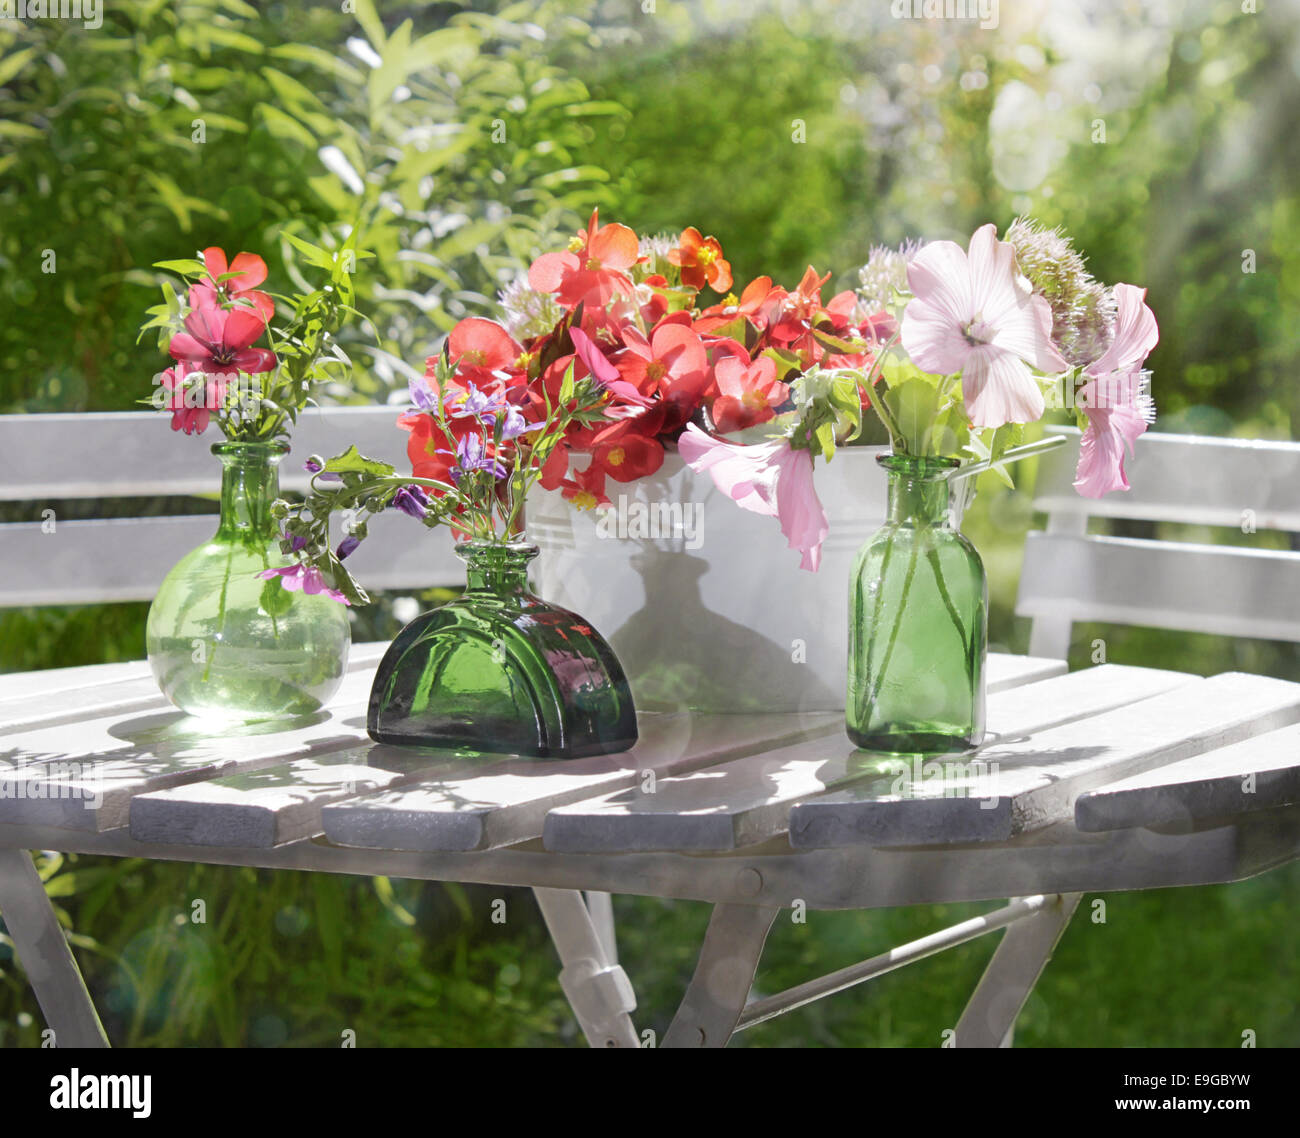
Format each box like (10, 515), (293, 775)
(202, 247), (229, 279)
(449, 317), (520, 369)
(168, 333), (212, 363)
(223, 307), (269, 351)
(528, 251), (577, 295)
(590, 223), (640, 270)
(233, 347), (278, 373)
(228, 251), (268, 291)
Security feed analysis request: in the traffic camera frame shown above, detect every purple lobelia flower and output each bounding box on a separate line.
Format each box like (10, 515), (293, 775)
(303, 458), (341, 482)
(498, 404), (532, 441)
(451, 432), (507, 484)
(392, 484), (431, 519)
(445, 382), (503, 425)
(408, 375), (438, 411)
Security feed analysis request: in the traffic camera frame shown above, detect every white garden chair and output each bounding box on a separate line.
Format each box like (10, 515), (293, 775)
(1017, 426), (1300, 659)
(0, 407), (463, 608)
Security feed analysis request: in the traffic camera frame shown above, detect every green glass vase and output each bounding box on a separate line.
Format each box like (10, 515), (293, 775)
(146, 441), (351, 720)
(368, 541), (638, 757)
(846, 454), (987, 753)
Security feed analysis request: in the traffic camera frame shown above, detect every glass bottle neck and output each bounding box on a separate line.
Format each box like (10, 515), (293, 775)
(880, 455), (957, 527)
(458, 542), (538, 594)
(214, 443), (285, 541)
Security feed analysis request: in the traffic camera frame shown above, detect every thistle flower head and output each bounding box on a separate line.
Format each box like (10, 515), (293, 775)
(633, 232), (678, 282)
(496, 275), (565, 343)
(854, 239), (924, 321)
(1004, 217), (1116, 369)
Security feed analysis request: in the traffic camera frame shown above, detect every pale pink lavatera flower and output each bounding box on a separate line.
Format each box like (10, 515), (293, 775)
(902, 223), (1067, 428)
(1073, 283), (1159, 498)
(678, 424), (828, 572)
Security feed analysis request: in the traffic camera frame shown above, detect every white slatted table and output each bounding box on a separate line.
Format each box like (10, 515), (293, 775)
(3, 648), (1300, 1049)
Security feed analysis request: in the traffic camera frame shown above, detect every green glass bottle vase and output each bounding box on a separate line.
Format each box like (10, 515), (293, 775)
(368, 541), (638, 757)
(146, 441), (351, 720)
(846, 454), (987, 753)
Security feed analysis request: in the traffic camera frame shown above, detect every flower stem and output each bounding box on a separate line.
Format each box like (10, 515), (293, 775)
(925, 544), (967, 652)
(864, 537), (919, 714)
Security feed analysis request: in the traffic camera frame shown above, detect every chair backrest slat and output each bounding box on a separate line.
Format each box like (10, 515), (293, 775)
(0, 407), (462, 608)
(0, 406), (412, 501)
(0, 512), (461, 607)
(1034, 426), (1300, 530)
(1016, 428), (1300, 659)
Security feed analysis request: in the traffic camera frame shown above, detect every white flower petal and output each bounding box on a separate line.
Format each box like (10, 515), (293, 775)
(905, 239), (974, 326)
(901, 296), (974, 375)
(961, 346), (1046, 428)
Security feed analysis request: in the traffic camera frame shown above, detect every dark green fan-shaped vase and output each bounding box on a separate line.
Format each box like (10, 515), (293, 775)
(367, 541), (638, 758)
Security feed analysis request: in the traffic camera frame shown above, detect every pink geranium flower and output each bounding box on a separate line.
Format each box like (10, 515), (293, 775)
(678, 424), (828, 572)
(168, 286), (278, 375)
(902, 224), (1067, 428)
(1074, 283), (1159, 497)
(159, 362), (226, 435)
(201, 246), (274, 325)
(528, 210), (639, 310)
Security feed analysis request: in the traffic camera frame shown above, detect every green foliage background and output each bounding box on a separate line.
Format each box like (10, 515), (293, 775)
(2, 0), (1299, 1046)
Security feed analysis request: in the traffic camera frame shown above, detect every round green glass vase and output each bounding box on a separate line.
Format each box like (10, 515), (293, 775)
(367, 541), (638, 758)
(146, 441), (351, 721)
(846, 454), (987, 753)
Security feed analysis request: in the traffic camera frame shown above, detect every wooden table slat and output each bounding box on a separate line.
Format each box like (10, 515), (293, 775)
(0, 671), (377, 831)
(789, 671), (1300, 849)
(542, 664), (1196, 854)
(0, 642), (390, 736)
(1074, 721), (1300, 832)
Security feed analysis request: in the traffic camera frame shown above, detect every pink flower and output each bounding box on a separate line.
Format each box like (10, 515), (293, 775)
(902, 223), (1067, 429)
(527, 210), (639, 310)
(678, 424), (828, 572)
(1085, 283), (1159, 379)
(710, 354), (789, 435)
(1074, 283), (1159, 498)
(159, 362), (225, 435)
(168, 285), (278, 375)
(200, 246), (275, 325)
(257, 564), (350, 605)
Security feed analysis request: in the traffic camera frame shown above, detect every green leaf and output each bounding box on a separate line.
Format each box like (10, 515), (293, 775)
(352, 0), (387, 53)
(884, 378), (942, 455)
(259, 576), (295, 619)
(323, 445), (395, 479)
(0, 121), (44, 142)
(812, 328), (867, 355)
(256, 103), (318, 148)
(153, 258), (206, 275)
(814, 420), (836, 461)
(0, 47), (39, 88)
(281, 230), (336, 269)
(267, 43), (364, 86)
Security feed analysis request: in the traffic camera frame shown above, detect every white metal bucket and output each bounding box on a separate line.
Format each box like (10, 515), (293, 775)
(528, 448), (887, 713)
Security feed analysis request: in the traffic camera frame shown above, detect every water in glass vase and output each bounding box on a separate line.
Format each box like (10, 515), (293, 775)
(846, 454), (987, 753)
(368, 541), (638, 758)
(146, 441), (351, 721)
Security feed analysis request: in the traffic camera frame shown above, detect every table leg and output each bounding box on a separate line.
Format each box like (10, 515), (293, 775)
(533, 887), (639, 1048)
(584, 891), (617, 964)
(662, 903), (780, 1049)
(0, 848), (109, 1048)
(953, 892), (1082, 1048)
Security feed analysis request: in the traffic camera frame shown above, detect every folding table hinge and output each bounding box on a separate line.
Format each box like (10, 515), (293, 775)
(557, 958), (637, 1036)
